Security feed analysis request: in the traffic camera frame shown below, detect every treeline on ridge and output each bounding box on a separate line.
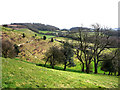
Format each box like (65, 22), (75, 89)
(10, 23), (60, 33)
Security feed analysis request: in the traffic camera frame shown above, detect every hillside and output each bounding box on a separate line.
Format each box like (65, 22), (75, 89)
(7, 23), (60, 33)
(2, 27), (59, 63)
(1, 26), (119, 88)
(2, 57), (118, 88)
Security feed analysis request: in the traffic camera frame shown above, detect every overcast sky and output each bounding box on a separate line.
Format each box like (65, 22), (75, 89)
(0, 0), (119, 29)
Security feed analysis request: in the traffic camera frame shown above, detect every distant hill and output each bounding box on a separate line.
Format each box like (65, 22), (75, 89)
(70, 27), (91, 32)
(6, 23), (60, 33)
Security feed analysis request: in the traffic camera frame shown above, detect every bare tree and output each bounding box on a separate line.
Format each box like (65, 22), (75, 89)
(91, 24), (113, 74)
(75, 27), (93, 73)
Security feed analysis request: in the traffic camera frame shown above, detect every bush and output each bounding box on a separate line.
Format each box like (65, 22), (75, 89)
(51, 38), (54, 42)
(22, 33), (25, 38)
(43, 36), (46, 40)
(35, 34), (37, 37)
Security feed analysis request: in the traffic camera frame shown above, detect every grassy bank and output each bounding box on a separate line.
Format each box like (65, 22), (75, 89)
(2, 57), (118, 88)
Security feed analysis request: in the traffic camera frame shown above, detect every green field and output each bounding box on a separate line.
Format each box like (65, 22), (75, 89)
(2, 57), (118, 88)
(39, 30), (57, 33)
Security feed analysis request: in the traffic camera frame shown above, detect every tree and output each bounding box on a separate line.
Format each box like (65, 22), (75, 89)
(2, 24), (8, 27)
(44, 46), (65, 69)
(101, 50), (118, 75)
(116, 48), (120, 76)
(91, 24), (112, 74)
(44, 42), (75, 70)
(75, 27), (93, 73)
(61, 41), (75, 70)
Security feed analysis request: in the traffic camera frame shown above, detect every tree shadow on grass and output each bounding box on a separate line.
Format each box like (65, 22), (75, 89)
(36, 63), (84, 74)
(14, 58), (87, 74)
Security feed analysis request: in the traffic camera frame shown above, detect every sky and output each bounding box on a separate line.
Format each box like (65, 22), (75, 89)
(0, 0), (119, 29)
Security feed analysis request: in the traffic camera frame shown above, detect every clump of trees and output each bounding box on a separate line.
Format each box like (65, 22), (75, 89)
(2, 40), (19, 58)
(75, 24), (119, 74)
(44, 41), (75, 70)
(2, 24), (8, 27)
(11, 23), (60, 33)
(44, 23), (119, 75)
(44, 46), (65, 69)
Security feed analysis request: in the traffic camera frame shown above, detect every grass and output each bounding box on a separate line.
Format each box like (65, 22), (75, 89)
(14, 28), (56, 39)
(39, 30), (58, 33)
(2, 57), (119, 88)
(37, 34), (55, 39)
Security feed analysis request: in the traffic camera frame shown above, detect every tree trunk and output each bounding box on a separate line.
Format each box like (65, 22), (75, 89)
(86, 64), (90, 74)
(51, 64), (54, 69)
(118, 60), (120, 76)
(64, 61), (67, 70)
(104, 72), (105, 74)
(81, 63), (84, 72)
(94, 63), (98, 74)
(114, 71), (116, 76)
(118, 70), (120, 76)
(94, 58), (98, 74)
(44, 59), (49, 67)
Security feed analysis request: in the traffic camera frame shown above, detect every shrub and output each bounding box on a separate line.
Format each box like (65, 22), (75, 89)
(51, 38), (54, 42)
(35, 34), (37, 37)
(43, 36), (46, 40)
(22, 33), (25, 38)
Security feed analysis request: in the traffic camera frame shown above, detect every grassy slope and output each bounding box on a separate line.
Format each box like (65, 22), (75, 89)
(2, 27), (58, 63)
(2, 57), (118, 88)
(1, 27), (119, 88)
